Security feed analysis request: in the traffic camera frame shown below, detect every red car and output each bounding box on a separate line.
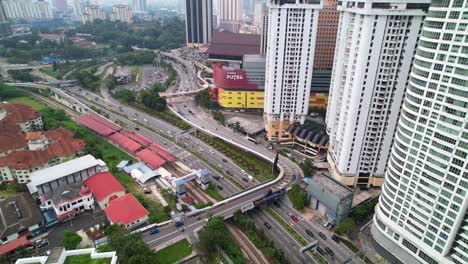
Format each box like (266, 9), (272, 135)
(290, 214), (299, 222)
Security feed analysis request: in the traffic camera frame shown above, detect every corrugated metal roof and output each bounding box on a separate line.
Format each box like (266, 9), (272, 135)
(27, 155), (101, 194)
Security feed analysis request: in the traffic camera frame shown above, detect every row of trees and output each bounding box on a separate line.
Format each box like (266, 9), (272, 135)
(68, 17), (185, 51)
(288, 184), (308, 210)
(114, 86), (167, 112)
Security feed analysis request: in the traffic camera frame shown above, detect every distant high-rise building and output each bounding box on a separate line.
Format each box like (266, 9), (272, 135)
(132, 0), (147, 13)
(110, 5), (132, 23)
(243, 0), (254, 15)
(325, 0), (430, 187)
(264, 0), (322, 141)
(372, 1), (468, 263)
(82, 4), (105, 23)
(53, 0), (68, 12)
(73, 0), (89, 16)
(185, 0), (213, 49)
(313, 0), (338, 70)
(259, 4), (268, 54)
(218, 0), (242, 33)
(253, 0), (264, 26)
(2, 0), (52, 20)
(0, 1), (8, 22)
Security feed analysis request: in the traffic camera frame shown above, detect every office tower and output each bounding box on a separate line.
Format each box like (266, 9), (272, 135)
(132, 0), (147, 13)
(33, 0), (53, 19)
(314, 0), (339, 70)
(259, 4), (268, 54)
(185, 0), (213, 49)
(110, 5), (132, 23)
(82, 4), (105, 23)
(372, 0), (468, 263)
(325, 0), (429, 187)
(243, 0), (254, 15)
(53, 0), (68, 12)
(218, 0), (242, 33)
(264, 0), (322, 141)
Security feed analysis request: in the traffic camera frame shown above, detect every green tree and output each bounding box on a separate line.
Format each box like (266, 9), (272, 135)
(212, 110), (225, 124)
(14, 246), (31, 259)
(106, 225), (159, 264)
(336, 218), (356, 235)
(300, 159), (317, 177)
(194, 90), (219, 109)
(115, 89), (136, 103)
(0, 84), (24, 100)
(52, 61), (58, 72)
(288, 184), (306, 210)
(140, 89), (166, 111)
(60, 230), (82, 250)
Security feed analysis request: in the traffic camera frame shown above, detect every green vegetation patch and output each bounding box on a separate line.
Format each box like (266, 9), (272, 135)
(8, 96), (47, 111)
(204, 183), (224, 201)
(196, 132), (275, 182)
(64, 255), (110, 264)
(154, 239), (192, 264)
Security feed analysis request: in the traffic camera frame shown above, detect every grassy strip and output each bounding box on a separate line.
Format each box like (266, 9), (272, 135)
(265, 208), (308, 246)
(154, 239), (192, 264)
(204, 183), (224, 201)
(8, 96), (48, 111)
(40, 66), (63, 79)
(195, 132), (275, 183)
(312, 251), (327, 264)
(64, 255), (110, 264)
(128, 102), (191, 130)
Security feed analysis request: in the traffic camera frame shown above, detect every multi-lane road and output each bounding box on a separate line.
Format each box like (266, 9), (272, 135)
(10, 55), (360, 263)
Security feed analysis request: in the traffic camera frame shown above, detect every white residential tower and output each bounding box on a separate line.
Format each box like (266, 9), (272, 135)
(326, 0), (430, 187)
(264, 0), (322, 141)
(372, 0), (468, 263)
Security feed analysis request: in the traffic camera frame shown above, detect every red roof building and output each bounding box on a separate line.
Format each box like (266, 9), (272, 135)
(0, 235), (32, 255)
(207, 32), (261, 62)
(84, 172), (126, 209)
(75, 114), (117, 136)
(148, 144), (176, 162)
(0, 124), (27, 154)
(135, 149), (166, 170)
(104, 194), (149, 228)
(0, 103), (42, 132)
(0, 127), (85, 183)
(108, 133), (142, 153)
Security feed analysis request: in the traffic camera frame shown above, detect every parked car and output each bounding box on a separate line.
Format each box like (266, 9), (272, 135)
(316, 247), (325, 256)
(305, 229), (314, 238)
(35, 238), (49, 249)
(319, 232), (327, 240)
(263, 222), (272, 229)
(325, 247), (334, 256)
(149, 228), (159, 235)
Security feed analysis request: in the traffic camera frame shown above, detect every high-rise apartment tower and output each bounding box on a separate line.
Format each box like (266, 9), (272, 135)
(263, 0), (322, 141)
(326, 0), (430, 187)
(372, 0), (468, 263)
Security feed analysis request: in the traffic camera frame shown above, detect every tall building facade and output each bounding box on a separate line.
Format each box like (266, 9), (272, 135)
(0, 1), (8, 22)
(185, 0), (213, 49)
(253, 0), (264, 26)
(313, 0), (339, 70)
(73, 0), (89, 16)
(259, 4), (268, 54)
(81, 5), (105, 24)
(110, 5), (132, 23)
(218, 0), (242, 33)
(325, 0), (429, 187)
(2, 0), (52, 20)
(264, 0), (322, 141)
(132, 0), (147, 13)
(372, 0), (468, 263)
